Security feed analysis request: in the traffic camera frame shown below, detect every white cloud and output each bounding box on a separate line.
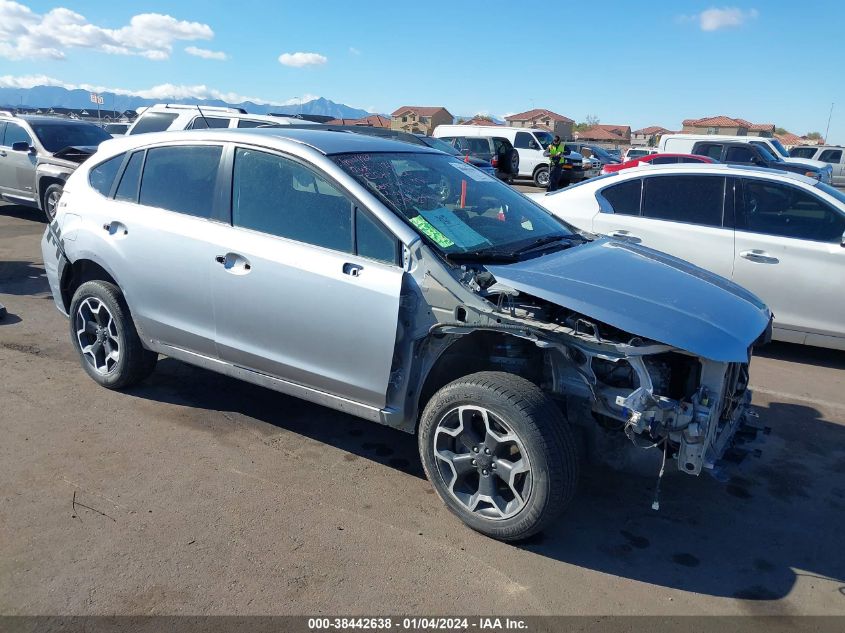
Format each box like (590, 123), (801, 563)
(0, 0), (215, 60)
(185, 45), (227, 60)
(680, 7), (759, 31)
(0, 74), (315, 105)
(349, 47), (361, 55)
(278, 51), (327, 68)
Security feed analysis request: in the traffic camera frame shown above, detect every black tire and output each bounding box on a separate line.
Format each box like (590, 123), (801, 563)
(42, 183), (64, 223)
(533, 166), (550, 189)
(418, 371), (579, 541)
(69, 280), (157, 389)
(508, 149), (520, 175)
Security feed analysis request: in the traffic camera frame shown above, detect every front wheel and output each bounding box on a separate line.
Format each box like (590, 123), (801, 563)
(533, 166), (549, 189)
(418, 372), (579, 541)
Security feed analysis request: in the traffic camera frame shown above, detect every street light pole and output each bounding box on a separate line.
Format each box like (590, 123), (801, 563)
(824, 102), (834, 143)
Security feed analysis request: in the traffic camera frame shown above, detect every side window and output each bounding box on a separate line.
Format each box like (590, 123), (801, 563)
(467, 138), (490, 153)
(114, 151), (144, 202)
(4, 123), (33, 147)
(187, 116), (230, 130)
(642, 176), (725, 227)
(696, 144), (723, 160)
(513, 132), (534, 150)
(232, 148), (353, 253)
(789, 147), (817, 159)
(88, 154), (125, 197)
(139, 145), (222, 218)
(725, 146), (755, 163)
(128, 112), (177, 135)
(0, 123), (6, 144)
(237, 119), (278, 128)
(356, 208), (398, 264)
(650, 156), (679, 165)
(600, 179), (641, 215)
(819, 149), (843, 163)
(739, 179), (845, 242)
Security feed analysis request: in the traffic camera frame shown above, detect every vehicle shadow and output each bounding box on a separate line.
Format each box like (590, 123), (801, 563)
(0, 260), (50, 296)
(125, 356), (845, 601)
(0, 203), (45, 223)
(755, 340), (845, 370)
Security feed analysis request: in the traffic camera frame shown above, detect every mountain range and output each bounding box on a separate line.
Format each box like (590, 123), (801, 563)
(0, 85), (373, 119)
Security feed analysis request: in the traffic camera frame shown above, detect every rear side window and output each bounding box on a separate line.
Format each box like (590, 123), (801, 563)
(642, 176), (724, 227)
(139, 145), (222, 218)
(601, 179), (641, 215)
(650, 156), (679, 165)
(819, 149), (843, 163)
(696, 144), (723, 160)
(88, 154), (124, 197)
(790, 147), (818, 159)
(115, 151), (144, 202)
(466, 138), (491, 154)
(187, 116), (230, 130)
(129, 112), (178, 135)
(232, 148), (353, 252)
(725, 146), (755, 163)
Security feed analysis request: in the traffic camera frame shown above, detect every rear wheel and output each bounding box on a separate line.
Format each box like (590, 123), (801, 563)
(69, 280), (157, 389)
(42, 183), (63, 223)
(419, 371), (579, 541)
(509, 149), (520, 175)
(533, 166), (549, 188)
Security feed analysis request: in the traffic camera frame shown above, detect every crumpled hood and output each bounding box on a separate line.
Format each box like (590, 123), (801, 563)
(486, 238), (772, 362)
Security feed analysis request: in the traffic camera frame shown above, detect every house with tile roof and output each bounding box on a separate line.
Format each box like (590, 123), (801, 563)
(631, 126), (673, 147)
(572, 124), (631, 147)
(459, 116), (502, 126)
(391, 106), (453, 135)
(504, 108), (574, 139)
(681, 116), (775, 137)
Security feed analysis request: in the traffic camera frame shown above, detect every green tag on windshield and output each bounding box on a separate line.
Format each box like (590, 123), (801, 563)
(410, 215), (455, 248)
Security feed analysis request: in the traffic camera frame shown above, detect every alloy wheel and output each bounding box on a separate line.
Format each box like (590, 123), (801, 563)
(433, 405), (532, 520)
(75, 297), (120, 375)
(45, 189), (61, 222)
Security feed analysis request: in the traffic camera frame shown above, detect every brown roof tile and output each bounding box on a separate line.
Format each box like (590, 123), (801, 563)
(391, 106), (451, 117)
(504, 108), (574, 123)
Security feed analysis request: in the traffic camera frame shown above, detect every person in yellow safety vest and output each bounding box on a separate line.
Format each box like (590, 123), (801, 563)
(545, 136), (567, 192)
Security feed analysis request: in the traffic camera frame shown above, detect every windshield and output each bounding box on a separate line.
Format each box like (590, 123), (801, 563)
(533, 131), (554, 149)
(30, 122), (111, 152)
(588, 145), (618, 162)
(754, 144), (777, 162)
(421, 136), (460, 156)
(816, 181), (845, 206)
(769, 139), (789, 157)
(332, 152), (574, 257)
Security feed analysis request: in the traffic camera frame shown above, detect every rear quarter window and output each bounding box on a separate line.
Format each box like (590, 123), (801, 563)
(600, 179), (642, 215)
(88, 154), (125, 197)
(129, 112), (178, 135)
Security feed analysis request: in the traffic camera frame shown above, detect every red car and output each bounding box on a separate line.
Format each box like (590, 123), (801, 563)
(601, 153), (717, 175)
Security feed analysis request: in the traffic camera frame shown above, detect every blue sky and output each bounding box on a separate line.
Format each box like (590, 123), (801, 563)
(2, 0), (844, 142)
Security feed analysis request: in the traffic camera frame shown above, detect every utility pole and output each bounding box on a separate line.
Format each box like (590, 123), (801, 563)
(824, 102), (834, 143)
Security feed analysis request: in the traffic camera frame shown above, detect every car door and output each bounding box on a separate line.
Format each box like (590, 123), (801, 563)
(817, 148), (845, 186)
(100, 143), (228, 357)
(513, 131), (542, 177)
(211, 146), (404, 408)
(0, 121), (37, 202)
(592, 174), (735, 278)
(733, 177), (845, 347)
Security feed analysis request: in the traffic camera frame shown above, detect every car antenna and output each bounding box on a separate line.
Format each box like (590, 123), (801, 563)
(196, 104), (211, 128)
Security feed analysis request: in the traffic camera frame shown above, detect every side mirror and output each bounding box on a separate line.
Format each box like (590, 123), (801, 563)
(12, 142), (33, 152)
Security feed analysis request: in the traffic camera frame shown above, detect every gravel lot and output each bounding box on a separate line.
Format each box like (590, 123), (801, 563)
(2, 202), (844, 616)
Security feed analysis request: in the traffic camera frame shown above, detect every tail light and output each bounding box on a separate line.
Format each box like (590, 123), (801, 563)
(491, 156), (499, 168)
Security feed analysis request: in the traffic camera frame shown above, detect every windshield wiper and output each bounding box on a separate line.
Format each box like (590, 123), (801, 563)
(510, 234), (585, 256)
(445, 249), (518, 263)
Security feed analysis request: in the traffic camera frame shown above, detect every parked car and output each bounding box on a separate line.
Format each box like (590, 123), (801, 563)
(623, 147), (658, 162)
(126, 103), (316, 135)
(42, 128), (771, 540)
(563, 142), (621, 167)
(605, 148), (622, 161)
(601, 153), (717, 175)
(412, 134), (497, 179)
(0, 111), (111, 220)
(433, 124), (585, 188)
(691, 140), (825, 180)
(532, 163), (845, 350)
(102, 123), (129, 137)
(439, 135), (519, 182)
(659, 134), (833, 184)
(790, 145), (845, 186)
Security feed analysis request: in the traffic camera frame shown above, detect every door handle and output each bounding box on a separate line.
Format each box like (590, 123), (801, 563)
(342, 263), (363, 277)
(0, 150), (6, 157)
(216, 253), (252, 273)
(740, 249), (779, 264)
(103, 222), (127, 235)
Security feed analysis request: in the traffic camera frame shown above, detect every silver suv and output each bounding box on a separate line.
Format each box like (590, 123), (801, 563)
(0, 111), (111, 220)
(42, 128), (772, 540)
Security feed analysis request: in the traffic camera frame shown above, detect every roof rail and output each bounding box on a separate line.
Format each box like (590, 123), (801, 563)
(0, 110), (16, 118)
(163, 103), (247, 114)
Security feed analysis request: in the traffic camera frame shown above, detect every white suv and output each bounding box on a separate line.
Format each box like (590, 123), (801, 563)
(126, 104), (315, 135)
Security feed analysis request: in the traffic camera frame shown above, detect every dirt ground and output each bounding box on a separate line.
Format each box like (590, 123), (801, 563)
(2, 202), (844, 616)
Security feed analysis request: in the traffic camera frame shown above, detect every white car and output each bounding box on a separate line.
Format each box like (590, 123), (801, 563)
(126, 103), (316, 135)
(531, 163), (845, 350)
(623, 147), (658, 161)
